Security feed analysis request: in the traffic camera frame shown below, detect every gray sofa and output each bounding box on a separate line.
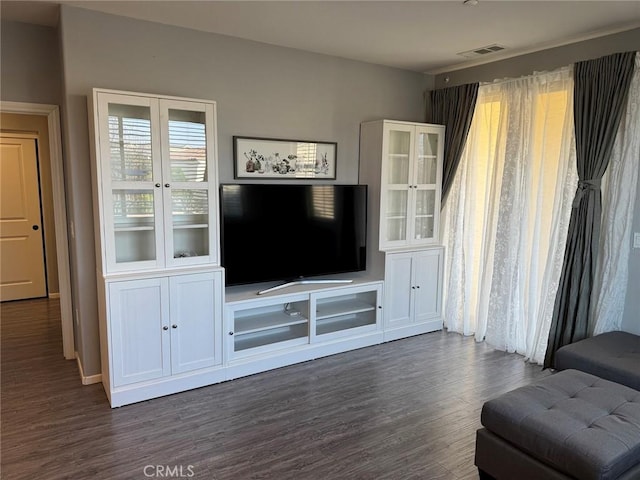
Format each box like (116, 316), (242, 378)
(475, 331), (640, 480)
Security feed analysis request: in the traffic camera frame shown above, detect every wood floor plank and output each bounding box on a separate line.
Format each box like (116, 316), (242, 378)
(1, 298), (550, 479)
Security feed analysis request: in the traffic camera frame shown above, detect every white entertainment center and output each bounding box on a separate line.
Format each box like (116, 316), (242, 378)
(89, 89), (444, 407)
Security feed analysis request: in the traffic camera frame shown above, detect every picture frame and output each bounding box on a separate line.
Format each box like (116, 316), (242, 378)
(233, 136), (337, 179)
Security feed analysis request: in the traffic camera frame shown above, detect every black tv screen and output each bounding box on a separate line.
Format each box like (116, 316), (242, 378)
(220, 184), (367, 286)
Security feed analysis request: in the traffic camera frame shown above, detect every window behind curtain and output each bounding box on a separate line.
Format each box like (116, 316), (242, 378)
(441, 68), (578, 363)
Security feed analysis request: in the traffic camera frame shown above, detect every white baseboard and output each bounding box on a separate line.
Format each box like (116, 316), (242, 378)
(76, 352), (102, 385)
(48, 292), (61, 299)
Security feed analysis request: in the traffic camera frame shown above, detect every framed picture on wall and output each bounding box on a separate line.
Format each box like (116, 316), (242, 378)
(233, 136), (337, 179)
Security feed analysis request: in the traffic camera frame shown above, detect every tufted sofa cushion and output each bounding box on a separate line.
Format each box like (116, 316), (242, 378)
(481, 369), (640, 480)
(555, 331), (640, 391)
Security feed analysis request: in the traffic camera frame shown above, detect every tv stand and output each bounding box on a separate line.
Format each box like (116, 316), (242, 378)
(257, 279), (353, 295)
(225, 280), (384, 380)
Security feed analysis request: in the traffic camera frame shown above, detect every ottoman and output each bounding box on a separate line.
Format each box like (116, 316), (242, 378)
(555, 332), (640, 391)
(475, 369), (640, 480)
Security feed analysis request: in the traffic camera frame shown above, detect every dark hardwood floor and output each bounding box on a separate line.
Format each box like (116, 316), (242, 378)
(1, 298), (550, 480)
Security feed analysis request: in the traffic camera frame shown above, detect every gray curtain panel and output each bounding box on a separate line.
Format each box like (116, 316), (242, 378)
(429, 83), (479, 204)
(544, 51), (636, 369)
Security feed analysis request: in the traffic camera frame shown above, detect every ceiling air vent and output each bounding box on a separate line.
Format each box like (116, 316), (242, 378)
(457, 44), (506, 59)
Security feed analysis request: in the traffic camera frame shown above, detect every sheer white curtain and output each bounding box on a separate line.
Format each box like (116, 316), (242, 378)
(592, 52), (640, 335)
(441, 67), (578, 363)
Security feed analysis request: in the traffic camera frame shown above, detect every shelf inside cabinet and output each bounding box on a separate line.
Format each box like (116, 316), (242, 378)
(235, 324), (308, 351)
(235, 311), (309, 335)
(316, 299), (375, 320)
(114, 225), (155, 232)
(316, 312), (376, 336)
(173, 223), (208, 230)
(388, 153), (410, 158)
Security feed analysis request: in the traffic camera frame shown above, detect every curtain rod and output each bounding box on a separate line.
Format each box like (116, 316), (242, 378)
(480, 65), (573, 87)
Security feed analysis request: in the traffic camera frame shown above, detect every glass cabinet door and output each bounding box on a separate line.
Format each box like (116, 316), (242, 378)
(101, 97), (163, 269)
(160, 101), (215, 265)
(383, 127), (412, 244)
(412, 128), (441, 243)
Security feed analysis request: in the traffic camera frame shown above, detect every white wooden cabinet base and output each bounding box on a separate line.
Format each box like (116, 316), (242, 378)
(101, 268), (225, 408)
(383, 247), (444, 342)
(108, 363), (227, 408)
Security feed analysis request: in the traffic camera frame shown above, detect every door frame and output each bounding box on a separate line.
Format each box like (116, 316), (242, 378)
(0, 101), (75, 360)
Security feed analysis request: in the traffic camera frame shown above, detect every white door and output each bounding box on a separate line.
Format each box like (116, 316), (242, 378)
(0, 136), (47, 301)
(109, 278), (170, 387)
(413, 249), (442, 324)
(384, 252), (414, 328)
(169, 271), (222, 374)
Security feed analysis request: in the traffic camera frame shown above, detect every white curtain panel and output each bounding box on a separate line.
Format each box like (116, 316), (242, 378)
(592, 53), (640, 335)
(441, 67), (578, 363)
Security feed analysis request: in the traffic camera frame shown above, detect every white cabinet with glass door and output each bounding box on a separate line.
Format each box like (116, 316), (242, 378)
(92, 90), (218, 273)
(359, 120), (445, 341)
(89, 89), (223, 407)
(361, 120), (444, 251)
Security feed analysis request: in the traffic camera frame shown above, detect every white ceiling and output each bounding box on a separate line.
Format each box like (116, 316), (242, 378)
(2, 1), (640, 73)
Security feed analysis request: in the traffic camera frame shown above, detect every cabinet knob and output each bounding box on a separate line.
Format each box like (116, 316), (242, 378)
(378, 305), (382, 309)
(228, 331), (234, 336)
(172, 324), (177, 329)
(155, 183), (161, 188)
(162, 326), (169, 331)
(416, 285), (420, 289)
(412, 286), (415, 289)
(165, 183), (171, 188)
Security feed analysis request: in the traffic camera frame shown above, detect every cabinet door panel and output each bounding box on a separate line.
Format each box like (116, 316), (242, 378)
(160, 100), (218, 267)
(413, 250), (442, 323)
(97, 94), (164, 271)
(109, 279), (170, 387)
(384, 254), (413, 328)
(411, 126), (443, 246)
(169, 272), (222, 374)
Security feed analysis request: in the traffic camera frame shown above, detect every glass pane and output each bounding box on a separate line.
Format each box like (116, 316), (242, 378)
(387, 190), (407, 242)
(414, 217), (434, 240)
(415, 190), (436, 216)
(112, 189), (156, 263)
(388, 130), (410, 155)
(108, 104), (153, 182)
(386, 218), (406, 242)
(168, 110), (207, 182)
(172, 189), (209, 258)
(387, 190), (408, 217)
(417, 132), (438, 156)
(415, 157), (438, 185)
(388, 156), (410, 184)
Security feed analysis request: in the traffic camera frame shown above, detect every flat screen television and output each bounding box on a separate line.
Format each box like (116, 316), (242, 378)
(220, 184), (367, 287)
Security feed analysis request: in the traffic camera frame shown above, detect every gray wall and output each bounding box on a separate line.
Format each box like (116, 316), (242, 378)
(434, 29), (640, 335)
(58, 5), (428, 376)
(0, 21), (62, 105)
